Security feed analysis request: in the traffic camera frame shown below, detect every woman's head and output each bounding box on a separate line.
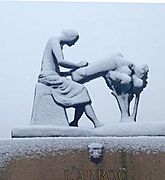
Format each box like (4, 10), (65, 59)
(60, 29), (79, 46)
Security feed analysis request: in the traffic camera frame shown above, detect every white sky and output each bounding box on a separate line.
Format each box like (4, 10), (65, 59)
(0, 2), (165, 138)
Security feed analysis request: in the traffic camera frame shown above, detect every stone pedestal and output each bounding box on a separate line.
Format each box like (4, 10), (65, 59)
(31, 83), (69, 126)
(1, 137), (165, 180)
(11, 121), (165, 138)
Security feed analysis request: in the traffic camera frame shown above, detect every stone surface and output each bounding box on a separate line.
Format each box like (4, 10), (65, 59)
(30, 83), (69, 126)
(12, 121), (165, 138)
(30, 30), (149, 129)
(71, 53), (129, 83)
(72, 54), (149, 123)
(1, 137), (165, 180)
(31, 30), (101, 128)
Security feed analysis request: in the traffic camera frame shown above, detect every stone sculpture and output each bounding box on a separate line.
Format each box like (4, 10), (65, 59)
(31, 29), (148, 129)
(31, 29), (102, 128)
(104, 63), (148, 122)
(11, 29), (153, 138)
(71, 53), (149, 122)
(88, 143), (103, 164)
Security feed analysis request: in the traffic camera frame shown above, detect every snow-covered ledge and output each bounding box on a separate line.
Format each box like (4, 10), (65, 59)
(1, 136), (165, 169)
(1, 137), (165, 180)
(11, 121), (165, 138)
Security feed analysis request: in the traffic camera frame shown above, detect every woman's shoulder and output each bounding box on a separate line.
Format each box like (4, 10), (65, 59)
(47, 36), (59, 46)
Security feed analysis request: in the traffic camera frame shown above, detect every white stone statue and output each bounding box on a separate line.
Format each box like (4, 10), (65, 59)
(72, 54), (149, 122)
(12, 30), (150, 138)
(31, 29), (102, 128)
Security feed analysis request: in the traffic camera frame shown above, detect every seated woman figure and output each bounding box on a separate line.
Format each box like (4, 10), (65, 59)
(38, 29), (102, 128)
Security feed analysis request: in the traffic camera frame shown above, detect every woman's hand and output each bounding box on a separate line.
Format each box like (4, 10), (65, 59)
(78, 61), (89, 68)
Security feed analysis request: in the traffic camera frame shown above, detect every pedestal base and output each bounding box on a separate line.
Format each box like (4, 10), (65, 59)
(1, 137), (165, 180)
(12, 121), (165, 138)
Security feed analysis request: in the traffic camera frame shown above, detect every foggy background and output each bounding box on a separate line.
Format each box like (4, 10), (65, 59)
(0, 2), (165, 138)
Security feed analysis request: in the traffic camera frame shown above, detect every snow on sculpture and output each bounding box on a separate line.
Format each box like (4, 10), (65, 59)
(71, 53), (129, 84)
(11, 30), (152, 138)
(104, 64), (149, 122)
(88, 143), (103, 164)
(31, 29), (102, 128)
(71, 53), (149, 122)
(31, 29), (148, 130)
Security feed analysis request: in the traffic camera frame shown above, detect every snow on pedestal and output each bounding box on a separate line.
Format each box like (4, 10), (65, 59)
(1, 137), (165, 180)
(12, 121), (165, 138)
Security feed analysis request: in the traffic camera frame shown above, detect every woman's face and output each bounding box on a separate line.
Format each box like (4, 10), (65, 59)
(66, 36), (79, 47)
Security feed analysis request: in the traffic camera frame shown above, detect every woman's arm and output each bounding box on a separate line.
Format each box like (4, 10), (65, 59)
(50, 37), (88, 69)
(59, 59), (88, 69)
(60, 71), (72, 77)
